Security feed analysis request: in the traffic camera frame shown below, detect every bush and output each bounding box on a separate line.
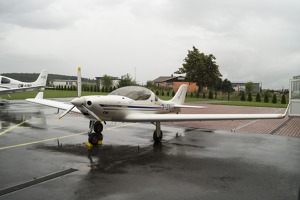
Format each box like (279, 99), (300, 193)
(196, 92), (200, 98)
(281, 94), (286, 104)
(203, 92), (206, 98)
(255, 93), (261, 102)
(247, 93), (252, 102)
(272, 94), (277, 104)
(172, 90), (175, 96)
(156, 90), (159, 96)
(264, 94), (269, 103)
(190, 92), (193, 97)
(208, 91), (213, 99)
(167, 91), (170, 96)
(161, 91), (164, 96)
(240, 91), (245, 101)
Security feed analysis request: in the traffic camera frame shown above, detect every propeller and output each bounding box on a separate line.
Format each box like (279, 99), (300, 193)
(58, 67), (103, 122)
(58, 105), (75, 119)
(58, 67), (82, 119)
(82, 105), (102, 122)
(77, 67), (82, 97)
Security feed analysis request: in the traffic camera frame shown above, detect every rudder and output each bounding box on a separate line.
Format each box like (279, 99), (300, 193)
(33, 70), (48, 86)
(169, 84), (188, 105)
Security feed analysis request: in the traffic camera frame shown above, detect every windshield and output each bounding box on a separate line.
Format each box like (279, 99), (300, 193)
(109, 86), (152, 100)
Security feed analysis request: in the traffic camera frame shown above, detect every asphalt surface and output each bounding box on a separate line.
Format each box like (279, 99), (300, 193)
(0, 99), (299, 200)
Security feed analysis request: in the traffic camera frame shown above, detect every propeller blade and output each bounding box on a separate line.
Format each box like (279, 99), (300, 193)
(82, 105), (102, 122)
(58, 105), (75, 119)
(77, 67), (82, 97)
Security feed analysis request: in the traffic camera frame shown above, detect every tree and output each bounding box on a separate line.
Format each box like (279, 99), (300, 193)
(208, 91), (213, 99)
(175, 46), (222, 92)
(240, 91), (246, 101)
(272, 94), (277, 104)
(213, 77), (222, 99)
(264, 93), (269, 103)
(281, 94), (286, 104)
(247, 93), (252, 102)
(146, 80), (155, 89)
(245, 82), (254, 95)
(256, 93), (261, 102)
(221, 78), (233, 100)
(117, 74), (136, 88)
(101, 75), (113, 90)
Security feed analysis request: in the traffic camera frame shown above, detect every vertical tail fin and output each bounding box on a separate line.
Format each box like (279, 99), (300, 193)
(169, 84), (188, 105)
(33, 70), (48, 86)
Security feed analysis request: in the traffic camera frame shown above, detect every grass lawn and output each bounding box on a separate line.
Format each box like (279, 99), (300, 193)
(2, 90), (288, 108)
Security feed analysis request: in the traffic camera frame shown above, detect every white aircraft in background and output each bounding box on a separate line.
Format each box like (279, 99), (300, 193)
(0, 70), (48, 96)
(27, 67), (289, 145)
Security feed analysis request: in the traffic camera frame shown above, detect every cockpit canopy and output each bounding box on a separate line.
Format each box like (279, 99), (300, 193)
(1, 77), (11, 84)
(109, 86), (152, 101)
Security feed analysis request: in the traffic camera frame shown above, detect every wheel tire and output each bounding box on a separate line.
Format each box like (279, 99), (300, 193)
(94, 121), (103, 133)
(153, 130), (163, 142)
(97, 133), (103, 141)
(88, 133), (99, 145)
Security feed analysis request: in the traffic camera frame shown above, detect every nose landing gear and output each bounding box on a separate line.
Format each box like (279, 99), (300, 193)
(87, 121), (104, 146)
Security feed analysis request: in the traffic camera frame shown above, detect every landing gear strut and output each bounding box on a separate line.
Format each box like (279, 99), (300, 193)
(88, 121), (104, 145)
(153, 122), (163, 142)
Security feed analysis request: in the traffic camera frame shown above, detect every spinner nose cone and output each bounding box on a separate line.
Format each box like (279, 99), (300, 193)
(71, 97), (85, 106)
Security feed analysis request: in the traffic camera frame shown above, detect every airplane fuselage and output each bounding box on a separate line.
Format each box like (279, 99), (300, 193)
(0, 70), (48, 95)
(74, 94), (180, 121)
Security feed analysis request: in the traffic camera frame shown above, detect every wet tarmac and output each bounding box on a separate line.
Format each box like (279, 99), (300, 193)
(0, 100), (300, 200)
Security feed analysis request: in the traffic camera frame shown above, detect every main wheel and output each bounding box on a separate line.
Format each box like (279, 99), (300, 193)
(88, 133), (99, 145)
(153, 130), (163, 142)
(94, 121), (103, 133)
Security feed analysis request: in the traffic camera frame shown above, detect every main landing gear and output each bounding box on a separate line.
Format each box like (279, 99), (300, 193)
(153, 121), (163, 143)
(88, 121), (104, 145)
(87, 120), (164, 145)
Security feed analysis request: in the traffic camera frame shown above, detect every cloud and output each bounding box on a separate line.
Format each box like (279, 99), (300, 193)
(0, 0), (83, 29)
(0, 0), (299, 89)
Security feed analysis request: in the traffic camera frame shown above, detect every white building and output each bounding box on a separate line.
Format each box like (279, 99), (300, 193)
(50, 80), (77, 87)
(95, 76), (120, 89)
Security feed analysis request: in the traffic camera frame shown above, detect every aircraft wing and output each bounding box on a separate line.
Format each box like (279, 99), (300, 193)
(26, 92), (81, 113)
(0, 85), (45, 95)
(174, 104), (206, 109)
(123, 109), (288, 122)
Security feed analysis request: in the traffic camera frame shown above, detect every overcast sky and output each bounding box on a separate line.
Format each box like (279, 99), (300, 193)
(0, 0), (299, 89)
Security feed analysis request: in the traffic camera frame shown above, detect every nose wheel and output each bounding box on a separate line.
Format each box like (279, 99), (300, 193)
(88, 121), (104, 145)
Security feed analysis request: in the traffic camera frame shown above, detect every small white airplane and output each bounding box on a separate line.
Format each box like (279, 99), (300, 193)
(0, 70), (48, 95)
(26, 67), (289, 145)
